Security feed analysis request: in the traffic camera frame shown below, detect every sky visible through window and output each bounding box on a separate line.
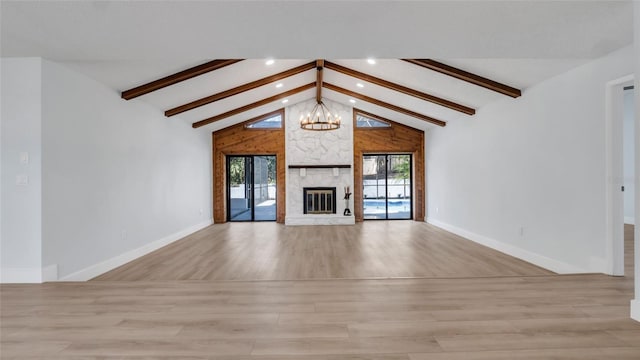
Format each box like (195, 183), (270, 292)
(356, 114), (391, 128)
(246, 113), (282, 128)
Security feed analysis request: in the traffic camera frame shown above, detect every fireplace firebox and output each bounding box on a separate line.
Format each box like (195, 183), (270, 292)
(303, 187), (336, 214)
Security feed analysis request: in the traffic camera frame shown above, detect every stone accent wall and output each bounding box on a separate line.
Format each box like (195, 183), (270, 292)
(285, 99), (355, 225)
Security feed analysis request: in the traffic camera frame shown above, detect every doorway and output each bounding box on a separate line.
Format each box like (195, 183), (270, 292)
(227, 155), (276, 221)
(623, 85), (635, 277)
(605, 75), (634, 276)
(362, 154), (412, 220)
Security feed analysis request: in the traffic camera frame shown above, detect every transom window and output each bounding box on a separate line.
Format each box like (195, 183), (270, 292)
(355, 112), (391, 128)
(245, 111), (283, 129)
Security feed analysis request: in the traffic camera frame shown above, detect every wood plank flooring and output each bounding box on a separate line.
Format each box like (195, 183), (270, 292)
(0, 224), (637, 358)
(94, 222), (552, 281)
(1, 274), (639, 358)
(626, 222), (635, 277)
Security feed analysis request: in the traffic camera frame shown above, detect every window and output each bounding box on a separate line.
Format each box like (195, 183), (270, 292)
(245, 112), (283, 129)
(356, 113), (391, 128)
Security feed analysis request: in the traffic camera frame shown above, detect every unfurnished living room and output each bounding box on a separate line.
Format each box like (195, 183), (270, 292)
(1, 1), (640, 358)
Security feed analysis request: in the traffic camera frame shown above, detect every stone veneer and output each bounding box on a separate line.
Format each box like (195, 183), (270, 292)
(285, 99), (355, 225)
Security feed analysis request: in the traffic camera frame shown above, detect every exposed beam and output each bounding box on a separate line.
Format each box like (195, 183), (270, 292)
(324, 61), (475, 115)
(192, 82), (316, 129)
(121, 59), (243, 100)
(166, 61), (316, 117)
(316, 59), (324, 103)
(403, 59), (522, 98)
(323, 83), (446, 127)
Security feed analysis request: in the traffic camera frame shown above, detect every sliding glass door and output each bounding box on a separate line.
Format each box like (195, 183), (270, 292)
(227, 155), (276, 221)
(362, 154), (412, 220)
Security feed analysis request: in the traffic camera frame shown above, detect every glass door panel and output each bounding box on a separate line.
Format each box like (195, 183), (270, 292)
(387, 154), (412, 219)
(253, 155), (276, 221)
(228, 156), (252, 221)
(363, 154), (412, 220)
(363, 155), (387, 219)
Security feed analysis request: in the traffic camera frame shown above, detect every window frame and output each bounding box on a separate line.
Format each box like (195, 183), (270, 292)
(353, 109), (392, 129)
(244, 109), (285, 130)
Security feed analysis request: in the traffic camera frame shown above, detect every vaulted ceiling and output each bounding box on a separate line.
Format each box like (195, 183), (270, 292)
(118, 58), (524, 131)
(1, 1), (634, 132)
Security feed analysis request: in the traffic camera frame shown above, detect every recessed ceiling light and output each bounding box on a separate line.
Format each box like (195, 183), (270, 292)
(349, 99), (356, 104)
(275, 83), (284, 88)
(265, 59), (275, 66)
(281, 99), (289, 104)
(367, 58), (376, 65)
(356, 83), (364, 88)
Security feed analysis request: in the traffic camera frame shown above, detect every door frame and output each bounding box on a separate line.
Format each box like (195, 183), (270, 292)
(226, 154), (277, 222)
(362, 153), (414, 220)
(605, 74), (634, 276)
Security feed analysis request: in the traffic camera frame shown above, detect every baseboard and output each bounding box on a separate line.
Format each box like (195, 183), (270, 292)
(624, 216), (635, 225)
(632, 299), (640, 322)
(0, 267), (43, 283)
(60, 220), (213, 281)
(426, 218), (589, 274)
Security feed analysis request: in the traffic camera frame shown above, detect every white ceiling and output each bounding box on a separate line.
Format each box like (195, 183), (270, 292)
(1, 1), (635, 132)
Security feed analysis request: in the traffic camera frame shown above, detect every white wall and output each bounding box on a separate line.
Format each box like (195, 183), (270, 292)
(40, 60), (212, 280)
(1, 57), (213, 282)
(426, 45), (634, 274)
(0, 58), (44, 282)
(624, 89), (635, 224)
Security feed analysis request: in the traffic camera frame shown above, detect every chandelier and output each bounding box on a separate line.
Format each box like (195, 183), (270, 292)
(300, 60), (341, 131)
(299, 101), (341, 131)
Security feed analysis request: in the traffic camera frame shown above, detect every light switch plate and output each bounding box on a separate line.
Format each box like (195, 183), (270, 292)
(19, 152), (29, 164)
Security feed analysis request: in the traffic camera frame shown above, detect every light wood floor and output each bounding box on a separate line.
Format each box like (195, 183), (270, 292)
(1, 224), (637, 358)
(94, 222), (552, 281)
(626, 223), (635, 277)
(1, 274), (639, 358)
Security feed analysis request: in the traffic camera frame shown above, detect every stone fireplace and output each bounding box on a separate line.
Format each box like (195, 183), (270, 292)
(285, 99), (355, 225)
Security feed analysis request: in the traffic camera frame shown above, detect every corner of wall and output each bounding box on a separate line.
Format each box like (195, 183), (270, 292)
(42, 264), (58, 282)
(632, 299), (640, 322)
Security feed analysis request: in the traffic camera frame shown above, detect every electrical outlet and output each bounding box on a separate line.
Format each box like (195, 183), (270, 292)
(519, 227), (524, 236)
(16, 174), (28, 186)
(121, 229), (127, 241)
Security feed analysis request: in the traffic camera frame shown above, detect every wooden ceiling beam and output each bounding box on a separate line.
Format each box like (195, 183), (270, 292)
(166, 61), (317, 117)
(324, 61), (476, 115)
(324, 61), (475, 116)
(315, 59), (324, 103)
(192, 82), (315, 128)
(323, 82), (446, 127)
(121, 59), (243, 100)
(403, 59), (522, 98)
